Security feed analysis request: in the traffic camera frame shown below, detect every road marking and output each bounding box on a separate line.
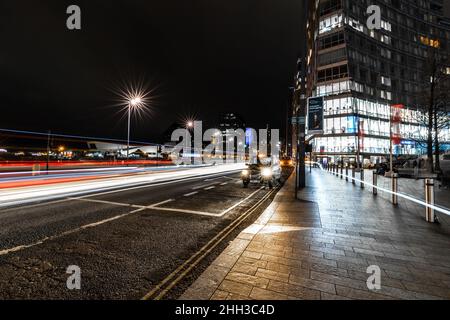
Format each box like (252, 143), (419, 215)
(203, 176), (225, 182)
(219, 187), (263, 216)
(68, 197), (143, 208)
(204, 186), (215, 190)
(220, 182), (228, 186)
(183, 191), (198, 197)
(148, 199), (174, 208)
(142, 187), (277, 300)
(192, 183), (218, 190)
(146, 207), (219, 217)
(146, 187), (264, 218)
(0, 207), (146, 257)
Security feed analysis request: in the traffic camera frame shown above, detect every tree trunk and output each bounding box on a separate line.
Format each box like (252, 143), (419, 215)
(434, 108), (441, 173)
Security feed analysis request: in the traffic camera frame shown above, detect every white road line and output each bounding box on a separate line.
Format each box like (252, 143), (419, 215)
(68, 197), (143, 208)
(147, 187), (264, 218)
(0, 181), (264, 256)
(0, 207), (146, 256)
(204, 186), (216, 190)
(148, 199), (174, 208)
(192, 183), (218, 190)
(219, 187), (263, 216)
(146, 206), (219, 217)
(183, 192), (198, 197)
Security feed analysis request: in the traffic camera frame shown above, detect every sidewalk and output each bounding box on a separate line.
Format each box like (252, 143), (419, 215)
(181, 169), (450, 300)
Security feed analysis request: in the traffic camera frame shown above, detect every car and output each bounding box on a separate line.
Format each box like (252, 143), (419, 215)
(241, 162), (281, 189)
(280, 157), (294, 167)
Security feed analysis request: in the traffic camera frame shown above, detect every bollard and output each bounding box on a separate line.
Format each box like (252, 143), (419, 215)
(340, 165), (343, 179)
(372, 170), (378, 195)
(334, 164), (337, 176)
(392, 173), (398, 205)
(425, 179), (435, 223)
(345, 166), (349, 181)
(352, 167), (355, 185)
(360, 169), (365, 189)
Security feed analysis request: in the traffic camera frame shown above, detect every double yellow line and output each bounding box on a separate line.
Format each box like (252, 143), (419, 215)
(141, 186), (279, 300)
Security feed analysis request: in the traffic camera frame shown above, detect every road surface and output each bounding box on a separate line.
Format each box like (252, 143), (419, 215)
(0, 166), (290, 299)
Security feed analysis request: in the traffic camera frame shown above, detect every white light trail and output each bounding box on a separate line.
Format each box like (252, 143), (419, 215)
(0, 163), (246, 208)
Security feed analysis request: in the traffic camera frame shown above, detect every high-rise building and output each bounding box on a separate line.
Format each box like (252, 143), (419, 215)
(294, 0), (450, 165)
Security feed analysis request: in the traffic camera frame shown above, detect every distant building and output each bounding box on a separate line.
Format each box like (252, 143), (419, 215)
(218, 113), (246, 133)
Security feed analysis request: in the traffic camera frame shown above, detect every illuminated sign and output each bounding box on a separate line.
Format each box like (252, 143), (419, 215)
(307, 97), (324, 134)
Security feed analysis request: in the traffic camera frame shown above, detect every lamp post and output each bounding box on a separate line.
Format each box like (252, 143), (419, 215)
(127, 97), (142, 162)
(186, 121), (194, 165)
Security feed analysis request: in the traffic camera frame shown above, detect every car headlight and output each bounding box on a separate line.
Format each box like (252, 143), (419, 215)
(241, 170), (249, 177)
(262, 168), (272, 178)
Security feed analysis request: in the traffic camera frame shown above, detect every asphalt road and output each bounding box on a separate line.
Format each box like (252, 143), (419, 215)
(0, 169), (291, 299)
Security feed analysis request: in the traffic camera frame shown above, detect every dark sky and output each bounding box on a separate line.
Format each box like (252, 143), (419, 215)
(0, 0), (302, 142)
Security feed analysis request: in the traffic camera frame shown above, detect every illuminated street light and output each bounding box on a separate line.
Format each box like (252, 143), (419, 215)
(110, 79), (156, 163)
(127, 95), (144, 161)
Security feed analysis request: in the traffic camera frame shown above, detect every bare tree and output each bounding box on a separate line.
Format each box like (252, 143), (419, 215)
(409, 49), (450, 174)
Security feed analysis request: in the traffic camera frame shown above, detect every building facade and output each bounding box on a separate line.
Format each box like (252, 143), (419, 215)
(294, 0), (450, 166)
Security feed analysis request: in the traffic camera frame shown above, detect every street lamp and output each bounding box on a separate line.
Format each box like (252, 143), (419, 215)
(186, 121), (195, 164)
(127, 96), (143, 161)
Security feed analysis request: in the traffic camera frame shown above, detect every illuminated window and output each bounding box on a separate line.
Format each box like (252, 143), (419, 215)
(381, 76), (391, 86)
(381, 20), (392, 32)
(420, 35), (440, 48)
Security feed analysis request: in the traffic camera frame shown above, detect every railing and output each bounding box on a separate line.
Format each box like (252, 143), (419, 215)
(324, 163), (450, 223)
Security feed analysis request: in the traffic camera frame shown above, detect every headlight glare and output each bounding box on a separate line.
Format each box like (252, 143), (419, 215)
(262, 168), (272, 178)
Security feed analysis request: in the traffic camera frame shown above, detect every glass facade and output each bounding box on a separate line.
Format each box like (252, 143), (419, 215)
(297, 0), (450, 163)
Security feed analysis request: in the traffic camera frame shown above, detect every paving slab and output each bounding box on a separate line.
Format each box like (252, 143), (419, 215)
(181, 169), (450, 300)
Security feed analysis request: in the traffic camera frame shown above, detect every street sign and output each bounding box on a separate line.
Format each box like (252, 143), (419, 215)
(307, 96), (324, 134)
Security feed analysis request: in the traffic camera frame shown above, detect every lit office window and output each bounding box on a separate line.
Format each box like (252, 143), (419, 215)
(381, 76), (391, 86)
(319, 13), (343, 34)
(381, 20), (392, 32)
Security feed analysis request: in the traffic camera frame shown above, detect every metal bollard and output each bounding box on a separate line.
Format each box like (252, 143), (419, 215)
(392, 173), (398, 205)
(345, 166), (349, 181)
(425, 179), (435, 223)
(360, 169), (365, 189)
(340, 165), (343, 179)
(372, 170), (378, 195)
(352, 167), (355, 185)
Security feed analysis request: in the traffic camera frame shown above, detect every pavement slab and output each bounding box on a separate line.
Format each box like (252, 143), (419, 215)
(181, 169), (450, 300)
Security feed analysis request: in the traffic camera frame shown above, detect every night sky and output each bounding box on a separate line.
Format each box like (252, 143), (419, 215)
(0, 0), (302, 142)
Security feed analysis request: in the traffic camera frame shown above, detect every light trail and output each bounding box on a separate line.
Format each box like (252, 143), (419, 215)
(0, 163), (246, 208)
